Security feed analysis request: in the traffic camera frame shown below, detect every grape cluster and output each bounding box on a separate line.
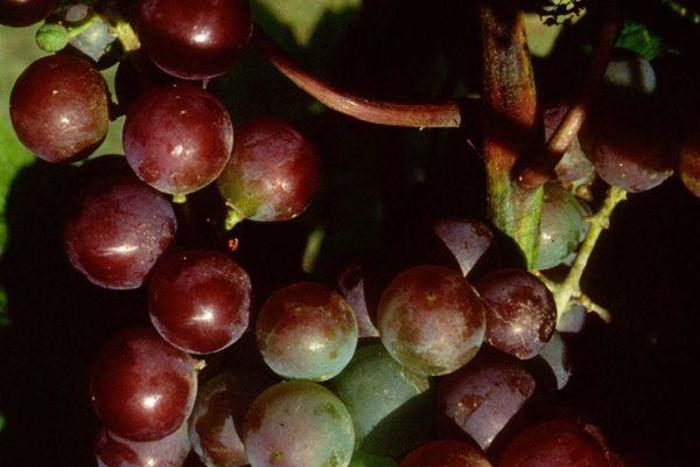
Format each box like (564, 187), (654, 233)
(3, 1), (665, 466)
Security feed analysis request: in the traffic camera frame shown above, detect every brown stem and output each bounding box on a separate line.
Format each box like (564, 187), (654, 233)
(517, 0), (621, 187)
(253, 28), (465, 128)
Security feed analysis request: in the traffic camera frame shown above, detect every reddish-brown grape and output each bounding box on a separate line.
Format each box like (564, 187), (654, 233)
(500, 420), (612, 467)
(10, 55), (109, 163)
(400, 440), (491, 467)
(256, 282), (358, 381)
(90, 328), (199, 442)
(137, 0), (253, 80)
(123, 83), (233, 198)
(437, 354), (535, 450)
(476, 269), (556, 360)
(95, 422), (191, 467)
(217, 118), (320, 223)
(0, 0), (58, 27)
(243, 381), (355, 467)
(149, 250), (251, 354)
(64, 168), (177, 290)
(189, 370), (272, 467)
(679, 121), (700, 198)
(377, 265), (485, 376)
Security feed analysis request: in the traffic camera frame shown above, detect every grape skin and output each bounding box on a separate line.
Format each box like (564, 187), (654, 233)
(0, 0), (58, 27)
(377, 265), (485, 376)
(64, 168), (177, 290)
(10, 55), (109, 163)
(217, 118), (320, 222)
(90, 328), (199, 442)
(399, 440), (491, 467)
(137, 0), (253, 80)
(243, 381), (355, 467)
(123, 83), (234, 197)
(256, 282), (358, 381)
(95, 422), (191, 467)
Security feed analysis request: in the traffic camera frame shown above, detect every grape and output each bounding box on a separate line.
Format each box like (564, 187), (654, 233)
(64, 167), (177, 290)
(679, 124), (700, 198)
(10, 54), (109, 163)
(331, 344), (430, 457)
(90, 328), (199, 442)
(243, 381), (355, 467)
(256, 282), (358, 381)
(0, 0), (58, 27)
(500, 420), (612, 466)
(544, 105), (594, 183)
(604, 49), (656, 95)
(337, 261), (380, 338)
(95, 422), (191, 467)
(377, 265), (485, 376)
(437, 354), (535, 450)
(136, 0), (253, 80)
(433, 219), (493, 276)
(399, 440), (491, 467)
(190, 369), (272, 467)
(149, 250), (251, 354)
(217, 118), (320, 224)
(538, 332), (571, 390)
(535, 184), (589, 271)
(123, 83), (234, 199)
(476, 269), (556, 360)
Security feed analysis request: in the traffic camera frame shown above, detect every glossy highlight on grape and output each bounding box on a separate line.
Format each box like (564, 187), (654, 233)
(149, 250), (251, 354)
(256, 282), (358, 381)
(64, 165), (177, 290)
(10, 54), (109, 162)
(90, 328), (199, 442)
(123, 82), (234, 198)
(377, 265), (485, 376)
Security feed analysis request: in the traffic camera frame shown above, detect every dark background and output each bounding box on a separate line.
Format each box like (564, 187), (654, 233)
(1, 0), (699, 465)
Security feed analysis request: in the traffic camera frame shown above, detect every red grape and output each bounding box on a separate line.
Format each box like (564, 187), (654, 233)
(64, 167), (177, 290)
(499, 420), (612, 466)
(95, 422), (191, 467)
(217, 118), (320, 224)
(190, 370), (271, 467)
(256, 282), (358, 381)
(243, 381), (355, 467)
(10, 55), (109, 163)
(476, 269), (556, 360)
(400, 440), (491, 467)
(377, 265), (485, 376)
(679, 124), (700, 198)
(437, 354), (535, 450)
(137, 0), (253, 80)
(123, 83), (234, 199)
(0, 0), (58, 27)
(149, 250), (251, 354)
(90, 328), (199, 442)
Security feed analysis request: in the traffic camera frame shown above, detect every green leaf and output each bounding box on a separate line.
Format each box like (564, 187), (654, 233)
(615, 20), (670, 61)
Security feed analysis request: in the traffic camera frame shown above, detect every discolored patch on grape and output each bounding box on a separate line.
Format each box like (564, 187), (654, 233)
(314, 402), (341, 419)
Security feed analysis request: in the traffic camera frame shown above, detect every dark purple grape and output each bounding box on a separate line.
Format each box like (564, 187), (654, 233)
(190, 370), (271, 467)
(90, 328), (199, 442)
(64, 168), (177, 289)
(95, 422), (191, 467)
(137, 0), (253, 80)
(535, 184), (589, 271)
(0, 0), (58, 27)
(433, 219), (493, 277)
(149, 250), (251, 354)
(243, 381), (355, 467)
(256, 282), (358, 381)
(10, 54), (109, 162)
(377, 265), (485, 376)
(437, 354), (535, 450)
(337, 261), (380, 338)
(500, 420), (612, 467)
(399, 440), (491, 467)
(217, 118), (320, 224)
(123, 83), (233, 199)
(476, 269), (556, 360)
(331, 344), (430, 456)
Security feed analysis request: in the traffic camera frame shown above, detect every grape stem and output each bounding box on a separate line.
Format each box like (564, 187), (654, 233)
(111, 17), (141, 53)
(224, 206), (246, 231)
(253, 28), (468, 128)
(549, 186), (627, 323)
(517, 0), (621, 187)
